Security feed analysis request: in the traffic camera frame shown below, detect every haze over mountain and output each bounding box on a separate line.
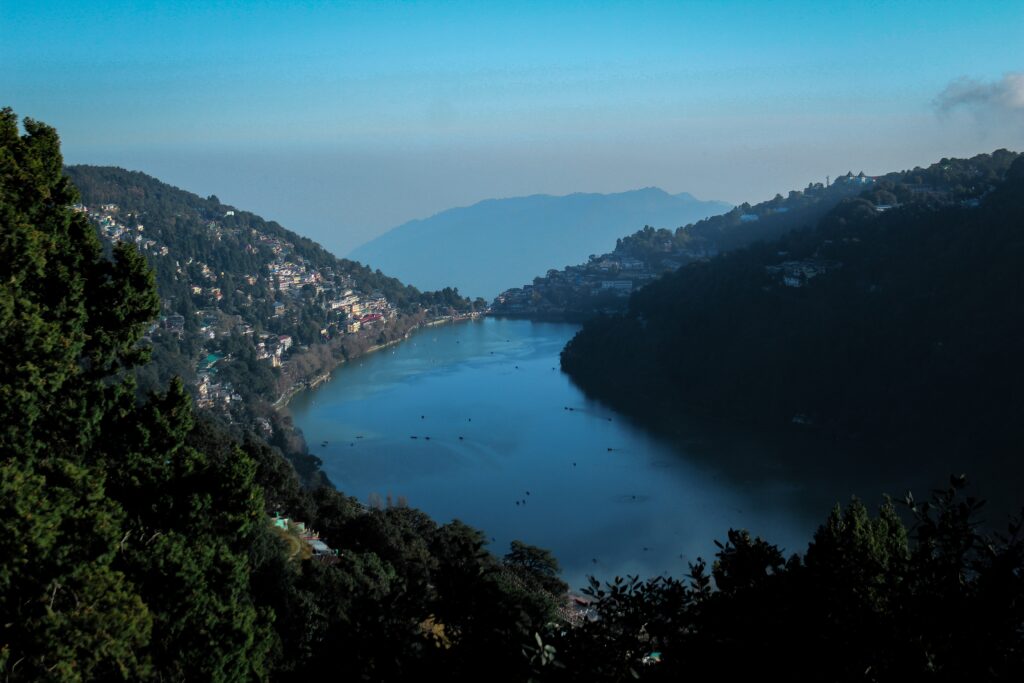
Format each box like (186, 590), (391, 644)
(349, 187), (730, 299)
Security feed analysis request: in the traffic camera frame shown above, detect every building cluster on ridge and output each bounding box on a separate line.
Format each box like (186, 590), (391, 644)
(493, 240), (719, 316)
(79, 202), (400, 412)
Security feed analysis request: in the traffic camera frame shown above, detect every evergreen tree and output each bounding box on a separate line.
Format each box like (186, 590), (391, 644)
(0, 109), (274, 681)
(0, 107), (156, 680)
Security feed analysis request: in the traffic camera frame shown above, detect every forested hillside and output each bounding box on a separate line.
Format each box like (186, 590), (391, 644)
(67, 165), (476, 313)
(496, 151), (1019, 321)
(562, 151), (1024, 460)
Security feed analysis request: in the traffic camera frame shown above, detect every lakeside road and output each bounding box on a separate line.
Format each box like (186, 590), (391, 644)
(273, 312), (486, 410)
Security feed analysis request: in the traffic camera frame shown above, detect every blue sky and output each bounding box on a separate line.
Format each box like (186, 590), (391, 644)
(3, 1), (1022, 254)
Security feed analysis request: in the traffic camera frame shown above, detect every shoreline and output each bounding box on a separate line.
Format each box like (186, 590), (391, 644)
(272, 312), (485, 410)
(488, 310), (595, 324)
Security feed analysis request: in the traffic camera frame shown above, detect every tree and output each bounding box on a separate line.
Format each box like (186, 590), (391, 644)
(505, 540), (568, 596)
(536, 480), (1024, 681)
(0, 107), (157, 681)
(0, 108), (275, 681)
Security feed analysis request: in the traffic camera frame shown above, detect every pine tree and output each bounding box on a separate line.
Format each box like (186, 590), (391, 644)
(0, 108), (274, 681)
(0, 107), (156, 681)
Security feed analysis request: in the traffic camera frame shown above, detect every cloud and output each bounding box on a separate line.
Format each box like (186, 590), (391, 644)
(934, 72), (1024, 115)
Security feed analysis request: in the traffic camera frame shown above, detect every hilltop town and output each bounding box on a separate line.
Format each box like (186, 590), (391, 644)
(80, 201), (443, 410)
(65, 165), (483, 484)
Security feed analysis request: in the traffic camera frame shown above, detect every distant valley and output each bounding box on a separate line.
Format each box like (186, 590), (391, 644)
(348, 187), (731, 300)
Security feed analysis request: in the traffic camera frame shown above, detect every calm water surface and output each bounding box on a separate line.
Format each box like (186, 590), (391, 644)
(289, 318), (933, 590)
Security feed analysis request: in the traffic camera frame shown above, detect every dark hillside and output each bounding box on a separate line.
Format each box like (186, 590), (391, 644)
(563, 151), (1024, 463)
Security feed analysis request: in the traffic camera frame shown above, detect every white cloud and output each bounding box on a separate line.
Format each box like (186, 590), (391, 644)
(935, 72), (1024, 114)
(933, 72), (1024, 146)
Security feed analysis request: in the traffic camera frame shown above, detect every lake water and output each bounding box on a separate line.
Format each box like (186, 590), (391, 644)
(288, 317), (964, 591)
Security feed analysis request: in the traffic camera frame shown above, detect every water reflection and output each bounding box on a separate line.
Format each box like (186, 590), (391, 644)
(289, 317), (1002, 590)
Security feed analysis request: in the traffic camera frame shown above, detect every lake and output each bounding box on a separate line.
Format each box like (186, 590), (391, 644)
(288, 317), (965, 591)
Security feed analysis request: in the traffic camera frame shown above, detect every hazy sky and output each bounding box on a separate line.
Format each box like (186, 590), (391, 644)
(3, 1), (1022, 256)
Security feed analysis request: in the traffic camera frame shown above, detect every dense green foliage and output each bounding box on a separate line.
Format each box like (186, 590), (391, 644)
(536, 477), (1023, 680)
(563, 151), (1024, 458)
(4, 111), (1021, 681)
(1, 107), (159, 682)
(0, 108), (285, 682)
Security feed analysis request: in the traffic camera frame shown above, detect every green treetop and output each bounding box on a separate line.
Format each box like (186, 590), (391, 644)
(0, 108), (273, 682)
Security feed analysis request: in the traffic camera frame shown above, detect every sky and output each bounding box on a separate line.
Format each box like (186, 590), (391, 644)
(3, 0), (1022, 256)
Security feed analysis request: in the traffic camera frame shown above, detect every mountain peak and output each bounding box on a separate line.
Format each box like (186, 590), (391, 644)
(349, 189), (730, 299)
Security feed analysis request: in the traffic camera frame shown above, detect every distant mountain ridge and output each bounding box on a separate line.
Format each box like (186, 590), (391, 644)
(349, 187), (731, 299)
